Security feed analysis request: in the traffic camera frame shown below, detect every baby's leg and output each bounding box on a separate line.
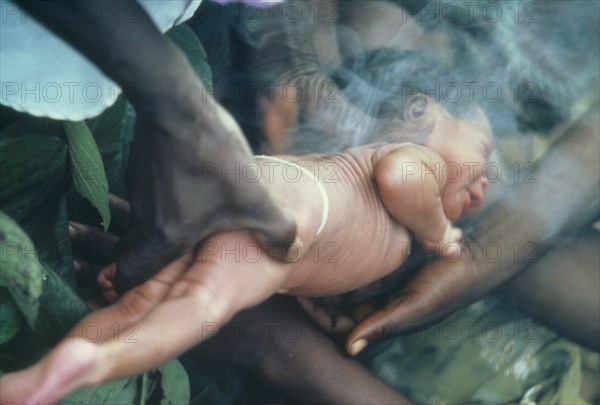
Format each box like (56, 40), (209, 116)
(191, 295), (412, 404)
(374, 144), (462, 259)
(500, 229), (599, 351)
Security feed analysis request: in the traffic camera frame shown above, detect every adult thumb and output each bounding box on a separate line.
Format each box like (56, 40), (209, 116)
(346, 257), (479, 356)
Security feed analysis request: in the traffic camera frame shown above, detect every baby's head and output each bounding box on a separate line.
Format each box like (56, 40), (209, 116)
(336, 48), (493, 218)
(427, 101), (492, 219)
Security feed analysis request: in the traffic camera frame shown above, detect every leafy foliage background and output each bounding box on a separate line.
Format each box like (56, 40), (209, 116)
(0, 24), (211, 404)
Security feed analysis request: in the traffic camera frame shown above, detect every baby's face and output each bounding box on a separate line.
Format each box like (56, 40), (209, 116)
(424, 102), (493, 220)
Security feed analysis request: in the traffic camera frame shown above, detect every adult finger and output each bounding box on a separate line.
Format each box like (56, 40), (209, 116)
(69, 253), (192, 343)
(346, 256), (478, 356)
(73, 258), (105, 300)
(70, 221), (118, 264)
(108, 193), (130, 229)
(73, 258), (103, 279)
(297, 297), (356, 337)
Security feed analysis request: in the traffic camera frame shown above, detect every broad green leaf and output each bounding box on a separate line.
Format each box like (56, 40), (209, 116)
(189, 0), (232, 83)
(32, 263), (88, 346)
(0, 133), (88, 368)
(2, 238), (88, 364)
(167, 24), (214, 93)
(0, 134), (72, 281)
(0, 287), (22, 344)
(0, 212), (44, 328)
(160, 359), (191, 405)
(0, 114), (65, 143)
(68, 96), (133, 226)
(61, 360), (189, 405)
(64, 121), (111, 231)
(62, 376), (137, 404)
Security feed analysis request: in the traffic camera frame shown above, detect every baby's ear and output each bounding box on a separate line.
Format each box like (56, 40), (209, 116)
(403, 94), (429, 121)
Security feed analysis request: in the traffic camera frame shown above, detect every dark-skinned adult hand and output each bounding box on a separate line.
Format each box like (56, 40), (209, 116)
(301, 107), (600, 356)
(69, 194), (131, 308)
(14, 1), (296, 294)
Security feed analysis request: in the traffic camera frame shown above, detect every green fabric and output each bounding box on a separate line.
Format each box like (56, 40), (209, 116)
(364, 298), (586, 404)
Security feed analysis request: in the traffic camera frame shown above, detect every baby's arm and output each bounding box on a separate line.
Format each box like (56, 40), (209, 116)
(374, 145), (461, 258)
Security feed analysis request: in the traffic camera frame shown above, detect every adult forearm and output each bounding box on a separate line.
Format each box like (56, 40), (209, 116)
(467, 107), (599, 296)
(14, 0), (200, 113)
(253, 299), (412, 404)
(341, 109), (599, 351)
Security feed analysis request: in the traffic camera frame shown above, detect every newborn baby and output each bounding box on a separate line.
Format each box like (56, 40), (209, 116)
(2, 97), (488, 403)
(252, 108), (490, 298)
(0, 50), (492, 403)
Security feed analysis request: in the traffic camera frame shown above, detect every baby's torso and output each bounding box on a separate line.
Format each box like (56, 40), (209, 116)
(257, 149), (412, 297)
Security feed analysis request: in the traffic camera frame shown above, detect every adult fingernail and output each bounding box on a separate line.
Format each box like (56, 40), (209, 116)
(68, 224), (77, 238)
(350, 338), (368, 356)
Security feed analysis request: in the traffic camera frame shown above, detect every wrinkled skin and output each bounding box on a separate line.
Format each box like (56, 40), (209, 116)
(61, 198), (415, 404)
(14, 0), (296, 293)
(115, 86), (296, 292)
(222, 0), (600, 354)
(1, 136), (470, 402)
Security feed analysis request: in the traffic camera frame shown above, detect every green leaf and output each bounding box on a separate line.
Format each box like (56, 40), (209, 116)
(159, 359), (191, 405)
(0, 249), (90, 368)
(0, 287), (22, 344)
(0, 113), (64, 143)
(64, 121), (111, 231)
(167, 24), (214, 93)
(0, 133), (88, 367)
(68, 96), (134, 226)
(62, 376), (137, 404)
(0, 105), (23, 132)
(0, 134), (73, 281)
(0, 212), (44, 328)
(32, 262), (88, 346)
(61, 361), (188, 405)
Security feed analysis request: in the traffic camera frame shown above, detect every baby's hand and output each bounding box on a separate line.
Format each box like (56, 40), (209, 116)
(420, 222), (462, 261)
